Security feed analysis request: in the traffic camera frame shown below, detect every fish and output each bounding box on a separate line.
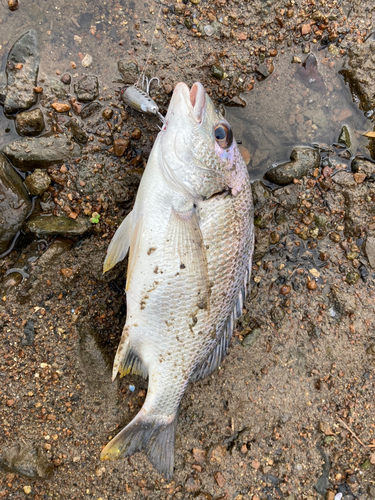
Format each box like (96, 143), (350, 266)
(101, 81), (254, 479)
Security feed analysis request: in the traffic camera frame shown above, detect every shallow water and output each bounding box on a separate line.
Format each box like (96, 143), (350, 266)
(226, 49), (372, 181)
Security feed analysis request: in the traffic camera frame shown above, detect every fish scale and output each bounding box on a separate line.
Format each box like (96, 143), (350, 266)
(100, 82), (254, 479)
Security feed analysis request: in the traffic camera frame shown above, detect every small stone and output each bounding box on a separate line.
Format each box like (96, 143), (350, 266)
(269, 231), (280, 244)
(21, 319), (35, 345)
(185, 477), (201, 493)
(192, 448), (207, 463)
(307, 280), (317, 290)
(15, 108), (45, 136)
(61, 73), (71, 85)
(131, 128), (141, 140)
(329, 232), (341, 243)
(292, 56), (301, 63)
(23, 486), (31, 495)
(24, 169), (51, 196)
(346, 251), (358, 261)
(265, 147), (320, 185)
(271, 306), (285, 322)
(242, 327), (261, 347)
(320, 252), (329, 262)
(117, 59), (139, 84)
(314, 214), (327, 227)
(269, 49), (278, 57)
(74, 75), (99, 103)
(81, 54), (93, 68)
(239, 145), (250, 165)
(33, 86), (43, 93)
(280, 285), (291, 295)
(214, 471), (226, 487)
(113, 138), (130, 157)
(60, 268), (73, 278)
(211, 64), (225, 80)
(301, 23), (311, 35)
(346, 271), (360, 285)
(210, 445), (226, 464)
(7, 399), (15, 406)
(353, 172), (366, 183)
(8, 0), (18, 11)
(174, 2), (186, 14)
(80, 101), (102, 119)
(251, 459), (260, 470)
(65, 118), (88, 144)
(102, 108), (113, 120)
(326, 491), (335, 500)
(51, 102), (71, 113)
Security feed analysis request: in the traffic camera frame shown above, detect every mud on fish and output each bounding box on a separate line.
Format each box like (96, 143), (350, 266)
(101, 81), (254, 479)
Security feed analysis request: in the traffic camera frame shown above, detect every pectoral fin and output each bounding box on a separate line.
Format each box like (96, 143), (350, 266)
(166, 206), (210, 309)
(103, 210), (134, 273)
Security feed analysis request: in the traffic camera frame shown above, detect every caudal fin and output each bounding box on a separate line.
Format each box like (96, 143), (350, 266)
(100, 413), (177, 480)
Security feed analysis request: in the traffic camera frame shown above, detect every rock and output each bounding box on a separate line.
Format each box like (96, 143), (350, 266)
(210, 65), (225, 80)
(23, 215), (91, 236)
(15, 108), (45, 136)
(113, 138), (130, 157)
(346, 271), (360, 285)
(81, 54), (93, 68)
(253, 227), (270, 261)
(60, 73), (71, 85)
(242, 327), (262, 347)
(49, 78), (68, 99)
(0, 153), (31, 254)
(80, 101), (102, 119)
(256, 63), (271, 78)
(185, 477), (201, 493)
(314, 448), (330, 496)
(2, 136), (81, 171)
(340, 40), (375, 112)
(338, 124), (357, 155)
(8, 0), (18, 11)
(65, 118), (88, 144)
(271, 305), (285, 322)
(102, 108), (113, 120)
(332, 171), (356, 189)
(365, 237), (375, 269)
(74, 75), (99, 102)
(51, 102), (71, 113)
(131, 128), (141, 140)
(4, 30), (40, 114)
(117, 59), (139, 84)
(214, 471), (226, 488)
(21, 319), (35, 345)
(0, 442), (53, 479)
(24, 169), (51, 195)
(251, 180), (271, 210)
(265, 147), (320, 185)
(351, 157), (375, 178)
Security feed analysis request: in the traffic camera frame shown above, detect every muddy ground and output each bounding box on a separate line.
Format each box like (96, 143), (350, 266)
(1, 0), (375, 499)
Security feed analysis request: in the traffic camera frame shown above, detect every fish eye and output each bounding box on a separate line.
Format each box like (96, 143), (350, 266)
(214, 122), (233, 149)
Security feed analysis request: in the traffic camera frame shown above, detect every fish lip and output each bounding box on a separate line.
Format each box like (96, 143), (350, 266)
(173, 82), (206, 123)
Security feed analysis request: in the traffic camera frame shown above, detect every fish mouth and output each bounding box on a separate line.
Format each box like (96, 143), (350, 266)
(172, 82), (206, 123)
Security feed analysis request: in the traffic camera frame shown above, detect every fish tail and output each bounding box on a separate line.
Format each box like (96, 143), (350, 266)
(100, 412), (177, 480)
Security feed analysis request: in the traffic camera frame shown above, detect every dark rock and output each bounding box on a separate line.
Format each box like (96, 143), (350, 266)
(24, 169), (51, 195)
(48, 77), (68, 99)
(15, 108), (45, 136)
(274, 184), (302, 210)
(102, 108), (113, 120)
(0, 153), (31, 254)
(338, 124), (357, 155)
(2, 136), (81, 171)
(271, 305), (285, 323)
(224, 95), (246, 107)
(0, 442), (53, 479)
(65, 118), (88, 144)
(4, 30), (40, 114)
(80, 101), (102, 119)
(346, 271), (360, 285)
(265, 147), (320, 185)
(74, 75), (99, 102)
(61, 73), (71, 85)
(21, 319), (35, 345)
(253, 227), (270, 261)
(117, 59), (139, 84)
(23, 215), (91, 236)
(251, 180), (272, 210)
(210, 64), (225, 80)
(256, 63), (270, 78)
(340, 40), (375, 112)
(314, 447), (330, 496)
(242, 327), (262, 347)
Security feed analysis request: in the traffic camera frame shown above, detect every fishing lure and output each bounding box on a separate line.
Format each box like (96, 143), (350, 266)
(120, 75), (165, 123)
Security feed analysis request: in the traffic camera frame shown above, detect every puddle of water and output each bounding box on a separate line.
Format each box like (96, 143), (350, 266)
(226, 50), (372, 181)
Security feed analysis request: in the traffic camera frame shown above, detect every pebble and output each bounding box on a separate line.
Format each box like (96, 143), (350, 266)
(265, 147), (320, 185)
(23, 486), (31, 495)
(329, 232), (341, 243)
(131, 128), (141, 140)
(24, 169), (51, 195)
(280, 285), (291, 295)
(8, 0), (18, 11)
(269, 231), (280, 244)
(21, 319), (35, 345)
(33, 86), (43, 93)
(292, 56), (302, 63)
(61, 73), (71, 84)
(365, 236), (375, 268)
(15, 108), (45, 136)
(185, 477), (201, 492)
(346, 271), (360, 285)
(307, 280), (317, 290)
(102, 108), (113, 120)
(51, 102), (71, 113)
(113, 138), (130, 157)
(239, 145), (250, 165)
(74, 74), (99, 102)
(210, 64), (225, 80)
(271, 305), (285, 322)
(353, 172), (366, 183)
(192, 448), (207, 463)
(214, 471), (226, 487)
(117, 59), (139, 84)
(81, 54), (93, 68)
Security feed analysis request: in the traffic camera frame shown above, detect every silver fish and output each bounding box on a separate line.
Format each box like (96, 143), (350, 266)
(101, 82), (254, 479)
(121, 76), (165, 123)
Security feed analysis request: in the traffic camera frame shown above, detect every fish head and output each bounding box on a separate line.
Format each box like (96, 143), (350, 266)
(159, 82), (247, 199)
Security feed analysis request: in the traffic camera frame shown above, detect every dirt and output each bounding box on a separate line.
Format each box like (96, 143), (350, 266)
(1, 0), (375, 499)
